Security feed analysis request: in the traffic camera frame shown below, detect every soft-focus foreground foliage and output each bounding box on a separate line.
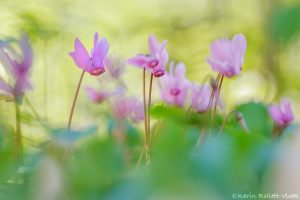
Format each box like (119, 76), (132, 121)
(1, 0), (300, 199)
(0, 102), (296, 199)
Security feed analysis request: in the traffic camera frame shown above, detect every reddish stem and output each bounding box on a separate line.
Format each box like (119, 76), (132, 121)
(67, 70), (85, 131)
(210, 74), (224, 130)
(146, 73), (153, 164)
(142, 69), (149, 164)
(207, 74), (221, 111)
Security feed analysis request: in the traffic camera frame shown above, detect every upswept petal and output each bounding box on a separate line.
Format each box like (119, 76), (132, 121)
(268, 105), (283, 125)
(208, 34), (247, 78)
(19, 34), (33, 70)
(233, 33), (247, 56)
(92, 38), (109, 67)
(69, 38), (92, 70)
(148, 34), (160, 55)
(175, 62), (186, 78)
(281, 99), (294, 123)
(127, 55), (153, 68)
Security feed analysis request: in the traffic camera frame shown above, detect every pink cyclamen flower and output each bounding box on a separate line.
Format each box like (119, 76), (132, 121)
(113, 97), (144, 123)
(0, 35), (33, 102)
(159, 62), (190, 107)
(85, 85), (124, 104)
(191, 84), (222, 112)
(207, 33), (247, 78)
(268, 99), (294, 127)
(85, 86), (111, 103)
(104, 56), (125, 79)
(127, 34), (169, 77)
(69, 32), (109, 76)
(191, 84), (211, 112)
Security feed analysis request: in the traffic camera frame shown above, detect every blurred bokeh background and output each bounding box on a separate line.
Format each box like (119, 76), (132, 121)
(1, 0), (300, 137)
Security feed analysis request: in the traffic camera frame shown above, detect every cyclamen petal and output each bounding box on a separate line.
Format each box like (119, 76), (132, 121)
(104, 56), (125, 79)
(69, 32), (109, 76)
(0, 79), (13, 94)
(191, 84), (211, 112)
(85, 86), (110, 103)
(69, 38), (92, 71)
(207, 33), (247, 78)
(148, 34), (160, 55)
(92, 38), (109, 67)
(127, 55), (153, 69)
(268, 99), (294, 127)
(113, 97), (144, 122)
(128, 33), (169, 77)
(159, 62), (190, 107)
(0, 34), (33, 101)
(19, 34), (33, 70)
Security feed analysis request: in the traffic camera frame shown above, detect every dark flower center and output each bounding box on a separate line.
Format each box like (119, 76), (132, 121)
(148, 59), (159, 68)
(170, 88), (180, 96)
(90, 67), (105, 76)
(154, 69), (165, 77)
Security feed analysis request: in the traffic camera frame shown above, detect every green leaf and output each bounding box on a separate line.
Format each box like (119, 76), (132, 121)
(269, 5), (300, 44)
(236, 102), (272, 137)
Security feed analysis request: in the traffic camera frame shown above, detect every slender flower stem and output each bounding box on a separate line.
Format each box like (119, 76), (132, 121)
(145, 73), (154, 164)
(14, 102), (22, 160)
(219, 110), (236, 133)
(67, 70), (85, 131)
(142, 69), (149, 163)
(25, 96), (41, 121)
(210, 74), (224, 130)
(272, 125), (284, 139)
(147, 73), (153, 136)
(25, 96), (50, 131)
(186, 105), (193, 115)
(206, 74), (221, 112)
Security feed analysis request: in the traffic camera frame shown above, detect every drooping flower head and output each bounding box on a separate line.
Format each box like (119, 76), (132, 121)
(191, 84), (211, 112)
(159, 62), (190, 107)
(128, 34), (169, 77)
(191, 83), (222, 112)
(69, 32), (109, 76)
(268, 98), (294, 127)
(85, 85), (124, 104)
(104, 55), (125, 79)
(207, 33), (247, 78)
(113, 97), (144, 123)
(0, 34), (33, 102)
(85, 86), (111, 104)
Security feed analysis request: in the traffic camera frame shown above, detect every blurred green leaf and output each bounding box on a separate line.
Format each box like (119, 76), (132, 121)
(64, 137), (125, 199)
(236, 102), (272, 137)
(0, 125), (16, 183)
(270, 4), (300, 44)
(51, 126), (97, 144)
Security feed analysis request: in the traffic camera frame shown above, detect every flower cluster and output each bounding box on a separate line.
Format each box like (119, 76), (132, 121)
(128, 34), (168, 77)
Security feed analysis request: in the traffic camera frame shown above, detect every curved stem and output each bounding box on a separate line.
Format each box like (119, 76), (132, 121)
(147, 74), (153, 136)
(142, 69), (149, 164)
(206, 74), (221, 112)
(14, 102), (22, 160)
(272, 125), (284, 139)
(210, 74), (224, 130)
(67, 70), (85, 131)
(219, 110), (236, 133)
(146, 73), (153, 164)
